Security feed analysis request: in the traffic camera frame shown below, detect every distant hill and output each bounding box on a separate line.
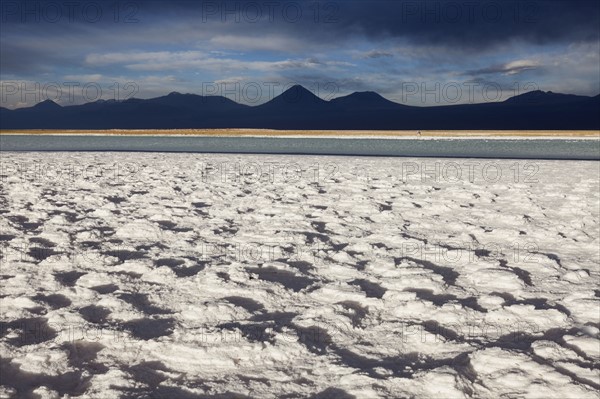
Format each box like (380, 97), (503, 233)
(146, 92), (247, 111)
(504, 90), (592, 105)
(1, 86), (598, 130)
(330, 91), (403, 109)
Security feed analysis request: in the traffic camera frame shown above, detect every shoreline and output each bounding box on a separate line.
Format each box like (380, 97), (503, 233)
(1, 129), (599, 140)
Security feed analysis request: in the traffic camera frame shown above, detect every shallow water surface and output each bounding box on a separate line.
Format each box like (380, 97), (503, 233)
(1, 135), (599, 159)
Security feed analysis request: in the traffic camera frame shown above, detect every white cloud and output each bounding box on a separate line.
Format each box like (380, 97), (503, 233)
(209, 35), (308, 52)
(62, 74), (104, 82)
(85, 51), (207, 66)
(84, 50), (353, 75)
(503, 59), (540, 75)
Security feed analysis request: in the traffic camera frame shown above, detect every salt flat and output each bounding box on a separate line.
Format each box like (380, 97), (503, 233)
(0, 152), (598, 398)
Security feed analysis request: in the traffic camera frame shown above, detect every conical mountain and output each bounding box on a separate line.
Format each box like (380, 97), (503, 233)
(33, 99), (62, 110)
(330, 91), (402, 109)
(260, 85), (328, 108)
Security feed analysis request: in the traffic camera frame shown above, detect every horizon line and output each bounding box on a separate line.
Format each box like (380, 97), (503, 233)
(3, 85), (599, 111)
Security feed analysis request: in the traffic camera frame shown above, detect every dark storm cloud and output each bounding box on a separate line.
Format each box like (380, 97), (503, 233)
(361, 50), (394, 59)
(334, 0), (599, 47)
(121, 0), (600, 48)
(0, 42), (45, 75)
(0, 38), (88, 76)
(2, 1), (598, 49)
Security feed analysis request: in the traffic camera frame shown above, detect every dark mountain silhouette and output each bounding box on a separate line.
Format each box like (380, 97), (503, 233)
(147, 91), (247, 111)
(259, 85), (328, 109)
(1, 86), (598, 130)
(330, 91), (402, 109)
(245, 85), (331, 129)
(504, 90), (591, 105)
(33, 99), (62, 110)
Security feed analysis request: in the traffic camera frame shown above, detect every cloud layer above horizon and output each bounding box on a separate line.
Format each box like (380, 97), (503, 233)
(1, 0), (599, 108)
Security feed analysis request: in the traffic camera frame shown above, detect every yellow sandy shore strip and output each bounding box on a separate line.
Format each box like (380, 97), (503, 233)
(0, 129), (598, 137)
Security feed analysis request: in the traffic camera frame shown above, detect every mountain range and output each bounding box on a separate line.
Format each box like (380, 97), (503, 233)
(1, 85), (598, 130)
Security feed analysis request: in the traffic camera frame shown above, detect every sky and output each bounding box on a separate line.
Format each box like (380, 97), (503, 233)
(1, 0), (599, 108)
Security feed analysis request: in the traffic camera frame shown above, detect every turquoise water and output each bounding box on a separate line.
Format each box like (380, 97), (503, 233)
(1, 135), (598, 160)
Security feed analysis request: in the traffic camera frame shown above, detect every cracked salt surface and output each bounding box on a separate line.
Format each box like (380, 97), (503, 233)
(0, 152), (598, 398)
